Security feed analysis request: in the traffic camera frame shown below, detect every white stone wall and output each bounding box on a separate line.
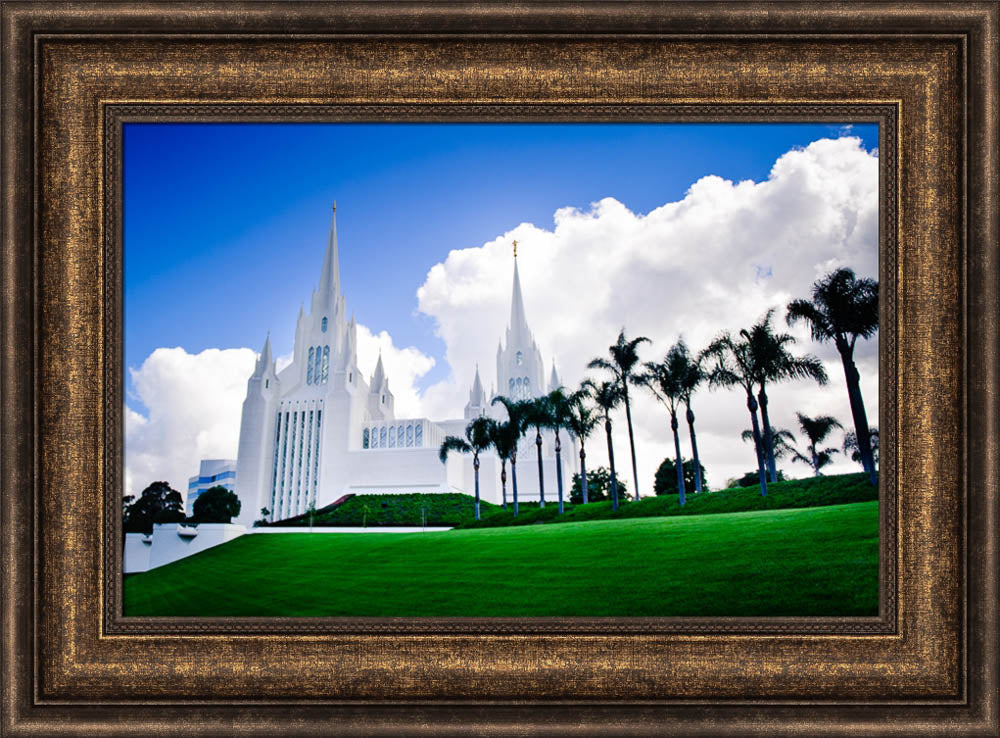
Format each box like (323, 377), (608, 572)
(125, 523), (247, 573)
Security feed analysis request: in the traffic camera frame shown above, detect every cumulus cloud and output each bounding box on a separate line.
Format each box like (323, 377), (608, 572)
(354, 324), (436, 418)
(125, 347), (257, 498)
(415, 135), (880, 490)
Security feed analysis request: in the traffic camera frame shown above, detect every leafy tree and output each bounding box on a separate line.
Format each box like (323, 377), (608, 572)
(588, 329), (650, 501)
(640, 341), (692, 505)
(123, 481), (183, 535)
(439, 415), (496, 520)
(789, 413), (843, 476)
(570, 466), (627, 505)
(583, 378), (624, 510)
(565, 386), (600, 504)
(704, 326), (770, 496)
(743, 309), (828, 483)
(844, 427), (879, 467)
(730, 469), (787, 488)
(190, 485), (242, 523)
(787, 268), (879, 484)
(491, 395), (532, 517)
(654, 457), (708, 496)
(253, 507), (271, 528)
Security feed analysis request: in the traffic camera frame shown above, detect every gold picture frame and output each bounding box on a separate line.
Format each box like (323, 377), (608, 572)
(2, 2), (996, 734)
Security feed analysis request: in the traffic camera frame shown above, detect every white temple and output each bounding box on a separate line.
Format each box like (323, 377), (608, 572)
(233, 205), (576, 526)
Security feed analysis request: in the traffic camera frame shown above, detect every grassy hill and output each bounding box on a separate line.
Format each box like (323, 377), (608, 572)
(458, 472), (877, 529)
(265, 492), (500, 528)
(124, 500), (878, 618)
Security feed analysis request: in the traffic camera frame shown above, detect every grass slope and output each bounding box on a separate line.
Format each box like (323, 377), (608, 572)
(124, 501), (878, 618)
(268, 492), (500, 527)
(459, 472), (876, 529)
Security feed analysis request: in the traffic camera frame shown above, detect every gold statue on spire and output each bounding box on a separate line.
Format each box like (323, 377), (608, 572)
(512, 239), (518, 259)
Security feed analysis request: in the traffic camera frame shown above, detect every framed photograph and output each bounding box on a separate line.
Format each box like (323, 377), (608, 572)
(2, 2), (996, 735)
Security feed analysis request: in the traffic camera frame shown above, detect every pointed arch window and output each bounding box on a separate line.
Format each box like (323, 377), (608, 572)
(406, 424), (413, 447)
(313, 346), (321, 385)
(523, 376), (530, 398)
(379, 426), (387, 447)
(516, 350), (523, 366)
(508, 378), (515, 395)
(388, 426), (396, 448)
(362, 428), (369, 449)
(307, 347), (314, 385)
(397, 424), (405, 447)
(321, 345), (330, 383)
(371, 427), (378, 448)
(321, 316), (328, 332)
(414, 423), (423, 447)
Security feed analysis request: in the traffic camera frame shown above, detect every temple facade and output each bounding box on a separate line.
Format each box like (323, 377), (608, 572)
(234, 205), (575, 526)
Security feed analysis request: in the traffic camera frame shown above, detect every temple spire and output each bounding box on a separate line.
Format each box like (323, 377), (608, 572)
(256, 333), (273, 375)
(508, 246), (531, 343)
(317, 202), (341, 305)
(470, 364), (484, 404)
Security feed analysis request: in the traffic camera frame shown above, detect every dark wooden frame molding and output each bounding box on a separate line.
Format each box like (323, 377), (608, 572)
(2, 3), (997, 736)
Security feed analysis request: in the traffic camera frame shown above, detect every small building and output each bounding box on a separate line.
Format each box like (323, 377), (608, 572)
(186, 459), (237, 514)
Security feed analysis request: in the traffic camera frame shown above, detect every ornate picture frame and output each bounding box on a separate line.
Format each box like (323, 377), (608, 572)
(2, 2), (996, 735)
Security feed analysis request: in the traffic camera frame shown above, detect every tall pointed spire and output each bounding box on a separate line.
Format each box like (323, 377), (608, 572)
(371, 351), (386, 391)
(317, 201), (341, 305)
(470, 364), (484, 404)
(256, 333), (273, 375)
(508, 247), (531, 343)
(549, 361), (560, 392)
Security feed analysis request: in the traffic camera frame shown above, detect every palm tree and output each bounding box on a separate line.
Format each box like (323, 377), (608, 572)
(522, 396), (553, 508)
(491, 395), (531, 517)
(588, 329), (651, 501)
(438, 415), (496, 520)
(488, 418), (517, 512)
(680, 341), (707, 493)
(584, 378), (624, 510)
(844, 427), (879, 467)
(545, 387), (583, 514)
(790, 413), (843, 476)
(787, 267), (879, 485)
(743, 308), (829, 483)
(703, 330), (769, 496)
(640, 341), (690, 505)
(565, 388), (600, 505)
(742, 426), (797, 464)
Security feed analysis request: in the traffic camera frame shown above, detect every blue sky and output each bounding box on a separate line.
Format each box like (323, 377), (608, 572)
(124, 121), (878, 403)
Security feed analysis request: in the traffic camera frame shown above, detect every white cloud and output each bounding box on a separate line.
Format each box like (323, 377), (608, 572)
(354, 324), (436, 418)
(125, 347), (257, 497)
(415, 135), (880, 491)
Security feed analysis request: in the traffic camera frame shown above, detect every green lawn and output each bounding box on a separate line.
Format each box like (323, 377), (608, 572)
(124, 500), (878, 618)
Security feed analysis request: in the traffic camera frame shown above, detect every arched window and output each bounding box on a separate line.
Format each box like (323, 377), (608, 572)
(516, 350), (523, 365)
(321, 316), (328, 332)
(371, 427), (378, 448)
(380, 426), (387, 447)
(321, 345), (330, 383)
(397, 425), (404, 447)
(362, 428), (369, 449)
(524, 377), (530, 397)
(313, 346), (321, 385)
(509, 378), (515, 395)
(388, 426), (396, 448)
(414, 423), (423, 447)
(307, 347), (314, 385)
(406, 424), (413, 447)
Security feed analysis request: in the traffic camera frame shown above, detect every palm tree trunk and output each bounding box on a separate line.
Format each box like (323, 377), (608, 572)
(555, 430), (565, 514)
(511, 455), (519, 517)
(758, 388), (778, 483)
(580, 446), (589, 504)
(840, 350), (877, 486)
(671, 412), (686, 506)
(535, 428), (545, 507)
(622, 383), (641, 501)
(811, 447), (820, 477)
(747, 394), (769, 496)
(500, 461), (507, 510)
(686, 404), (703, 493)
(473, 453), (481, 520)
(605, 417), (619, 511)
